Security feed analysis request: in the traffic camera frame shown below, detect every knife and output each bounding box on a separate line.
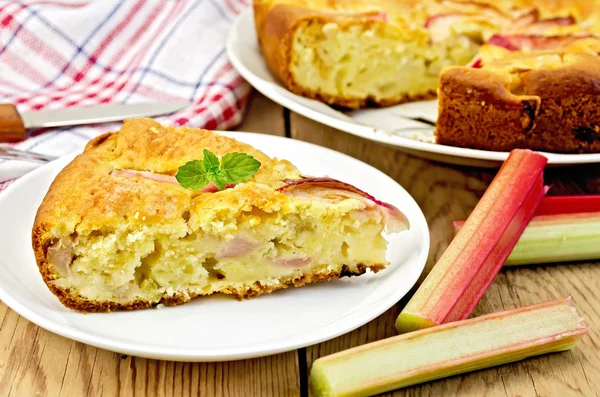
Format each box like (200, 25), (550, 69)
(0, 101), (190, 142)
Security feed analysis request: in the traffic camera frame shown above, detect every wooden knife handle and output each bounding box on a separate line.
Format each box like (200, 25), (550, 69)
(0, 104), (26, 142)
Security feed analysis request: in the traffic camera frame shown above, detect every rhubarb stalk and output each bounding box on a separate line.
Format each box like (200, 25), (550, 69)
(396, 149), (547, 333)
(535, 195), (600, 216)
(311, 298), (587, 397)
(454, 212), (600, 266)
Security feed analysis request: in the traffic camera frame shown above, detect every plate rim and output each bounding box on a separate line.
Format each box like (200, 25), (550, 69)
(0, 131), (429, 362)
(227, 9), (600, 166)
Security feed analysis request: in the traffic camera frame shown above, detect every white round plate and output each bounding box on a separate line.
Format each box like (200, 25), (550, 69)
(0, 132), (429, 362)
(227, 10), (600, 168)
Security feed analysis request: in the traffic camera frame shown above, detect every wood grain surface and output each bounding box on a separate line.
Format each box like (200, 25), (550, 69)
(290, 112), (600, 397)
(1, 92), (599, 397)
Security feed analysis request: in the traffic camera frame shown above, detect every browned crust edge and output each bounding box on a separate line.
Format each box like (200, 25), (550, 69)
(434, 66), (541, 151)
(295, 89), (437, 110)
(435, 56), (600, 153)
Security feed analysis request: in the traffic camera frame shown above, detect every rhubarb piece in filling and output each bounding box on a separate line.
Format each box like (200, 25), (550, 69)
(32, 119), (409, 312)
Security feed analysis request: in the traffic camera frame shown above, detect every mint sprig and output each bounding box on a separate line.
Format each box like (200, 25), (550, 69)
(176, 149), (261, 191)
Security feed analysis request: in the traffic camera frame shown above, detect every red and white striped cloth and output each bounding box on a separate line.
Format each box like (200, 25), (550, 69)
(0, 0), (251, 192)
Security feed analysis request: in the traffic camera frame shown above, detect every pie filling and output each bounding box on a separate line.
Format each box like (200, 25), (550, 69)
(290, 19), (480, 104)
(45, 179), (408, 304)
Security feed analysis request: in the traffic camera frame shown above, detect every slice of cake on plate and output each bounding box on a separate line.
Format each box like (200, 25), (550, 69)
(32, 118), (409, 312)
(435, 50), (600, 153)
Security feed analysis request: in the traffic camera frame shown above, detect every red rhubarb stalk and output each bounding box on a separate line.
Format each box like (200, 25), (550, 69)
(535, 195), (600, 216)
(396, 149), (548, 333)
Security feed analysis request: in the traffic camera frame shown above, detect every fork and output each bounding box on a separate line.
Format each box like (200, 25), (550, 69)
(0, 147), (58, 163)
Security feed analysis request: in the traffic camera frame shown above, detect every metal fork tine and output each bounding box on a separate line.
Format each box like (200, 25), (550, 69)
(0, 147), (58, 163)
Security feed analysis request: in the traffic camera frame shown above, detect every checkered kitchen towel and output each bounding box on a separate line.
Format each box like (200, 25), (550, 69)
(0, 0), (251, 192)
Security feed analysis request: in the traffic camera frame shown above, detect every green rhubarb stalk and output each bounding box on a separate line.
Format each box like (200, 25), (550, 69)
(453, 212), (600, 266)
(310, 297), (587, 397)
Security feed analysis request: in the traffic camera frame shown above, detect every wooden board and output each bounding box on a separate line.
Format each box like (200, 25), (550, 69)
(2, 93), (600, 397)
(289, 112), (600, 397)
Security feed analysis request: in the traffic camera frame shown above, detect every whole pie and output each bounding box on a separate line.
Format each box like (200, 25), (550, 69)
(32, 118), (409, 312)
(254, 0), (600, 153)
(254, 0), (598, 108)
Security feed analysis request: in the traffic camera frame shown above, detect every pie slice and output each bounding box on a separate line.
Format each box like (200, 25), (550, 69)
(32, 118), (409, 312)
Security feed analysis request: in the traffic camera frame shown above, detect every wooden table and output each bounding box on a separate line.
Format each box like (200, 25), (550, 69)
(1, 92), (599, 397)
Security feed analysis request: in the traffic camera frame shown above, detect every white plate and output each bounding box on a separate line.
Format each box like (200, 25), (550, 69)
(0, 132), (429, 362)
(227, 10), (600, 168)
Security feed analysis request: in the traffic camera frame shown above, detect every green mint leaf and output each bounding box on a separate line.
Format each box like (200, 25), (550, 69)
(209, 171), (227, 191)
(176, 160), (211, 190)
(176, 150), (261, 191)
(220, 152), (261, 184)
(202, 149), (220, 173)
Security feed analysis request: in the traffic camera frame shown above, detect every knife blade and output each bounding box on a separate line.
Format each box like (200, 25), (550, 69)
(0, 101), (190, 142)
